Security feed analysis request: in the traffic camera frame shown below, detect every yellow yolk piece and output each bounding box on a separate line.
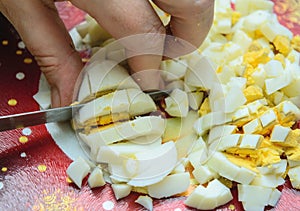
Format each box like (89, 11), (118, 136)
(231, 11), (241, 25)
(254, 30), (264, 39)
(291, 35), (300, 51)
(273, 35), (292, 56)
(279, 129), (300, 147)
(198, 97), (211, 116)
(225, 153), (258, 173)
(243, 85), (264, 103)
(243, 64), (256, 85)
(256, 148), (281, 166)
(243, 48), (271, 68)
(286, 147), (300, 161)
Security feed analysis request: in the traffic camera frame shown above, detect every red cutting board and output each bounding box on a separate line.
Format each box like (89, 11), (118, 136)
(0, 1), (299, 210)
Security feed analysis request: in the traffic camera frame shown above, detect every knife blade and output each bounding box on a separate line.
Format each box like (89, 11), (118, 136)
(0, 90), (171, 132)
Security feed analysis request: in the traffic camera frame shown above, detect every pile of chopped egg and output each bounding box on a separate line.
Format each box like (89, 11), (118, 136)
(67, 0), (300, 210)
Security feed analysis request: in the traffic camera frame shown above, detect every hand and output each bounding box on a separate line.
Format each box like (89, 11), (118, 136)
(0, 0), (214, 107)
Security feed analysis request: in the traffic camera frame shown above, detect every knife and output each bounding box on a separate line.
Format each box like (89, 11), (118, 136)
(0, 89), (171, 132)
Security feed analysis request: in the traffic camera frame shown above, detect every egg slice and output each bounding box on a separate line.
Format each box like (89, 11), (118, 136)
(108, 141), (178, 187)
(79, 116), (165, 146)
(76, 88), (156, 126)
(206, 152), (256, 184)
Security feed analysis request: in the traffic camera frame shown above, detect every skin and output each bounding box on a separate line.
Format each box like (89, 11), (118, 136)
(0, 0), (214, 107)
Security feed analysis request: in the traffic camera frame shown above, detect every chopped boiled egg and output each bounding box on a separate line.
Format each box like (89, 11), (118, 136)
(238, 184), (281, 211)
(270, 125), (291, 143)
(160, 59), (187, 81)
(111, 183), (132, 200)
(147, 172), (190, 199)
(135, 195), (153, 211)
(87, 166), (106, 188)
(165, 88), (189, 117)
(66, 157), (91, 188)
(184, 179), (233, 210)
(192, 165), (218, 185)
(288, 166), (300, 189)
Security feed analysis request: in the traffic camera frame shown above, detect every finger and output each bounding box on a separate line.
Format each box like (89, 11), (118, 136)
(70, 0), (166, 90)
(0, 0), (83, 107)
(153, 0), (215, 58)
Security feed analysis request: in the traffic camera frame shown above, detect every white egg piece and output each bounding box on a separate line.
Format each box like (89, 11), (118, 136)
(111, 183), (132, 200)
(184, 56), (217, 90)
(77, 60), (139, 102)
(238, 184), (274, 211)
(88, 167), (106, 188)
(217, 134), (242, 151)
(192, 165), (218, 185)
(165, 88), (189, 117)
(66, 157), (91, 188)
(243, 118), (262, 134)
(268, 188), (282, 207)
(108, 141), (178, 187)
(288, 166), (300, 189)
(79, 116), (166, 145)
(232, 29), (252, 53)
(160, 59), (187, 81)
(135, 195), (153, 211)
(77, 89), (129, 124)
(260, 18), (293, 42)
(257, 160), (287, 175)
(184, 179), (233, 210)
(239, 134), (263, 149)
(243, 10), (271, 31)
(207, 125), (237, 144)
(270, 125), (291, 142)
(147, 172), (190, 199)
(265, 72), (292, 95)
(206, 152), (256, 184)
(251, 174), (285, 188)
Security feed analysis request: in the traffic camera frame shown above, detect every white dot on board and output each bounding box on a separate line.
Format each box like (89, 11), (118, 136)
(0, 182), (3, 190)
(102, 200), (115, 210)
(18, 41), (26, 49)
(20, 152), (27, 158)
(174, 208), (182, 211)
(22, 128), (32, 136)
(16, 72), (25, 80)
